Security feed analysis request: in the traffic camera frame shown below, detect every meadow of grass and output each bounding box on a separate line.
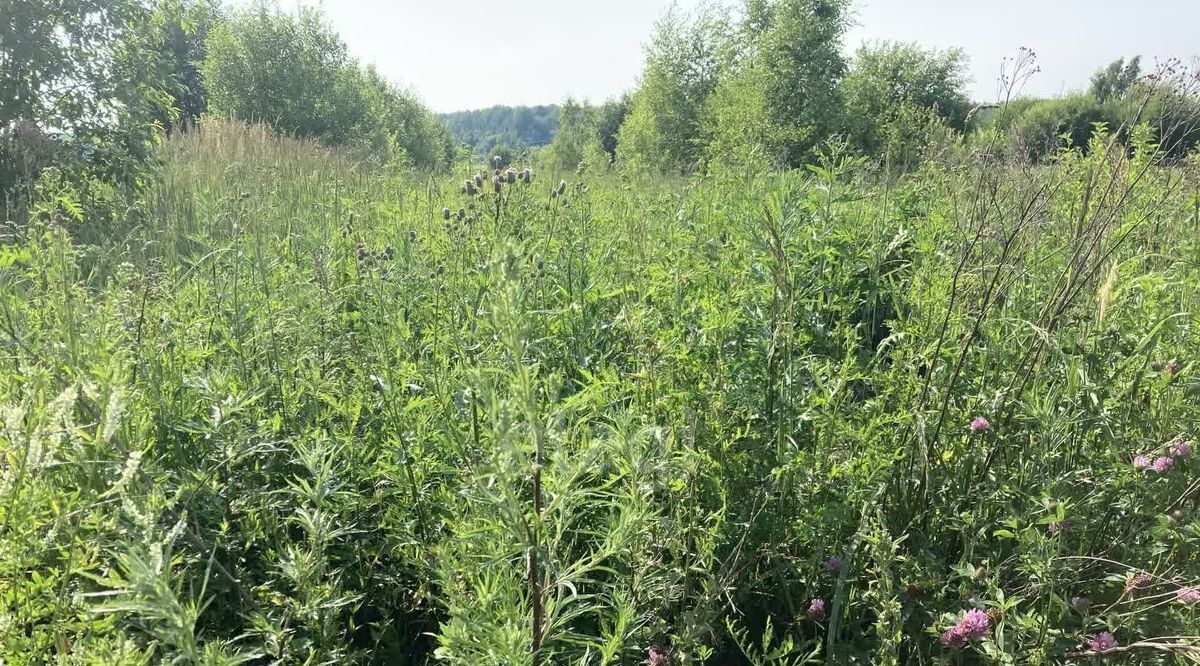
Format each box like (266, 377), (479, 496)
(1, 119), (1198, 664)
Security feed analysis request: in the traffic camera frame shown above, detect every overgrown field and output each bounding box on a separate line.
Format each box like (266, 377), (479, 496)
(1, 120), (1199, 664)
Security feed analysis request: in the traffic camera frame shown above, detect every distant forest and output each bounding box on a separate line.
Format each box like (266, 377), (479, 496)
(441, 105), (559, 155)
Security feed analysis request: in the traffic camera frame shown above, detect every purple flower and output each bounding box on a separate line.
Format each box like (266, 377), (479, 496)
(807, 598), (827, 620)
(969, 416), (991, 434)
(825, 556), (844, 573)
(1087, 631), (1118, 653)
(1134, 455), (1152, 469)
(940, 626), (967, 648)
(958, 609), (989, 639)
(1170, 440), (1192, 459)
(1070, 596), (1091, 612)
(647, 647), (670, 666)
(1177, 587), (1200, 605)
(1125, 572), (1152, 593)
(1152, 456), (1175, 473)
(940, 609), (989, 649)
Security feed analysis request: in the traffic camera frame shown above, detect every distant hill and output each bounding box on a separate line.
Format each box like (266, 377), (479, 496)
(441, 105), (559, 155)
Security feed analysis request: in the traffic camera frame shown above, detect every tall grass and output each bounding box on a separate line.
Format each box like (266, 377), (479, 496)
(1, 117), (1198, 664)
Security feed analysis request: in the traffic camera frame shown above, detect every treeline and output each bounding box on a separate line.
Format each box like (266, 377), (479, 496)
(442, 105), (560, 156)
(1, 0), (452, 221)
(545, 1), (1200, 175)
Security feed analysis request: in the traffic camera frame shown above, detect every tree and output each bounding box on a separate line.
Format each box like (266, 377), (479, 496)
(201, 1), (449, 168)
(841, 41), (971, 159)
(547, 97), (599, 171)
(145, 0), (223, 131)
(1, 0), (167, 211)
(698, 0), (852, 170)
(751, 0), (850, 167)
(596, 94), (632, 162)
(202, 2), (356, 143)
(617, 4), (730, 173)
(1089, 56), (1141, 102)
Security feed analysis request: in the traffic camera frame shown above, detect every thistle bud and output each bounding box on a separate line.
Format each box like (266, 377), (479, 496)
(505, 168), (517, 184)
(557, 179), (567, 196)
(474, 173), (483, 187)
(457, 208), (466, 221)
(442, 207), (451, 221)
(493, 177), (503, 194)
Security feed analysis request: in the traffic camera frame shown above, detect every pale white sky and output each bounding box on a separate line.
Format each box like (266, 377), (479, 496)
(257, 0), (1200, 112)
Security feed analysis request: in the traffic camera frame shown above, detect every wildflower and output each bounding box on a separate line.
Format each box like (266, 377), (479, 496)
(825, 556), (844, 573)
(1071, 596), (1091, 612)
(1125, 572), (1152, 593)
(940, 609), (989, 649)
(969, 416), (991, 434)
(1170, 440), (1192, 459)
(940, 626), (967, 648)
(958, 609), (989, 639)
(1134, 455), (1152, 469)
(1086, 631), (1118, 653)
(1177, 587), (1200, 605)
(647, 647), (670, 665)
(807, 598), (827, 620)
(1152, 456), (1174, 473)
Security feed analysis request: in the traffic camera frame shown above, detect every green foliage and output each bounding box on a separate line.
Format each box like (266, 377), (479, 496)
(1, 0), (168, 218)
(1089, 56), (1142, 103)
(442, 105), (560, 156)
(628, 0), (852, 172)
(545, 97), (601, 172)
(201, 1), (449, 168)
(596, 94), (633, 162)
(4, 111), (1200, 664)
(745, 0), (850, 167)
(144, 0), (224, 131)
(617, 4), (729, 173)
(841, 41), (971, 163)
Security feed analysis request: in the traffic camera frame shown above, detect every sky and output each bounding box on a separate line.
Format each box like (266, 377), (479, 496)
(251, 0), (1200, 113)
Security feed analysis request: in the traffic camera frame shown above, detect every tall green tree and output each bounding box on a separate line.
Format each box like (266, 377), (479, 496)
(596, 93), (632, 162)
(1, 0), (168, 197)
(841, 41), (971, 158)
(547, 97), (600, 171)
(145, 0), (223, 131)
(1089, 56), (1142, 102)
(700, 0), (851, 170)
(751, 0), (850, 167)
(202, 1), (449, 168)
(617, 4), (730, 173)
